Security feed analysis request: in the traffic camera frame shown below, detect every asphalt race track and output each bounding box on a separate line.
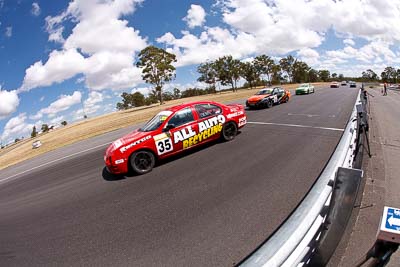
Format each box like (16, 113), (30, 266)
(0, 86), (359, 266)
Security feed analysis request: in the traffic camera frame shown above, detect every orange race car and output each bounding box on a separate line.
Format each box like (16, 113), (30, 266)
(246, 87), (291, 109)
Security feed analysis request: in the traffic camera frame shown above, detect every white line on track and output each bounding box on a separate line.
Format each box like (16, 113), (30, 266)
(0, 142), (110, 184)
(287, 113), (320, 117)
(247, 121), (344, 132)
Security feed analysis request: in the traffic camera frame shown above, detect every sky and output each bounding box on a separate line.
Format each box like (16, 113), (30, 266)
(1, 0), (400, 145)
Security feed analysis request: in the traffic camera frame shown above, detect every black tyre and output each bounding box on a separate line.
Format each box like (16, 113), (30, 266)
(266, 99), (273, 108)
(221, 122), (238, 141)
(130, 150), (155, 174)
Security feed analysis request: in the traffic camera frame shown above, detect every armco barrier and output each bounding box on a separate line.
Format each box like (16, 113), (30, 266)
(240, 89), (363, 267)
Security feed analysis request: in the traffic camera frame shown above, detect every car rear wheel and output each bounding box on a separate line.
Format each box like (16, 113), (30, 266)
(222, 122), (238, 141)
(130, 150), (155, 174)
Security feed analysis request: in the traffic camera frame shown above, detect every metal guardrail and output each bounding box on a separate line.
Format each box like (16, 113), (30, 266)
(240, 90), (363, 267)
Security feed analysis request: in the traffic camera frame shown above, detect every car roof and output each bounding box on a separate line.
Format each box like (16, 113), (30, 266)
(165, 101), (221, 112)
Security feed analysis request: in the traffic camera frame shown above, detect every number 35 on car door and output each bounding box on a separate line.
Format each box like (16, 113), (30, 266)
(153, 133), (174, 155)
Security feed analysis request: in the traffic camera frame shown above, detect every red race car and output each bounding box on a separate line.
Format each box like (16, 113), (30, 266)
(104, 101), (247, 175)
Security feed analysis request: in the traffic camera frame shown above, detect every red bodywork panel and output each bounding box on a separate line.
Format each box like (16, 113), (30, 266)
(104, 101), (247, 174)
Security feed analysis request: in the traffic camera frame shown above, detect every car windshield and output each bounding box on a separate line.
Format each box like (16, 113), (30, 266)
(256, 89), (273, 95)
(139, 110), (173, 132)
(300, 84), (308, 87)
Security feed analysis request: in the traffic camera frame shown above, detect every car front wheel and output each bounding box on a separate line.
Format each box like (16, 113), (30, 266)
(130, 150), (155, 174)
(221, 122), (238, 141)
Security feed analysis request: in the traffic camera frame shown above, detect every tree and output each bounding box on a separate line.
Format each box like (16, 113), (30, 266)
(254, 55), (275, 85)
(331, 73), (338, 79)
(162, 91), (174, 101)
(31, 126), (38, 138)
(362, 69), (378, 81)
(381, 66), (397, 83)
(240, 61), (259, 89)
(136, 46), (177, 104)
(318, 70), (330, 82)
(308, 69), (319, 82)
(279, 55), (297, 83)
(338, 74), (344, 80)
(292, 61), (310, 83)
(131, 92), (145, 106)
(61, 121), (68, 126)
(116, 92), (131, 110)
(214, 55), (241, 91)
(173, 87), (181, 99)
(146, 90), (159, 105)
(41, 124), (49, 133)
(116, 92), (146, 110)
(197, 61), (217, 91)
(270, 64), (282, 84)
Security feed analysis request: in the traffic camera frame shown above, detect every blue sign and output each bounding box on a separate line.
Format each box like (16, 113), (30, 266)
(385, 207), (400, 231)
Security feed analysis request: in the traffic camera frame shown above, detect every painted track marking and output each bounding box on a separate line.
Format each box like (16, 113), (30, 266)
(0, 142), (110, 184)
(247, 121), (344, 132)
(287, 113), (320, 117)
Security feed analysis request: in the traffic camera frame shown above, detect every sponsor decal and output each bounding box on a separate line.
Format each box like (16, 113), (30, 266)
(154, 133), (174, 155)
(120, 135), (152, 153)
(113, 139), (123, 149)
(173, 126), (196, 143)
(115, 159), (124, 164)
(182, 115), (226, 149)
(238, 116), (247, 127)
(155, 115), (227, 153)
(227, 111), (244, 119)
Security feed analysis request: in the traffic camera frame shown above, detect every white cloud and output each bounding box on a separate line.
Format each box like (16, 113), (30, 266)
(297, 48), (320, 65)
(333, 0), (400, 41)
(0, 90), (20, 119)
(83, 91), (103, 114)
(158, 28), (257, 67)
(5, 26), (12, 37)
(20, 0), (146, 92)
(19, 49), (86, 92)
(183, 4), (206, 29)
(158, 0), (400, 68)
(49, 116), (64, 125)
(324, 41), (398, 65)
(343, 39), (355, 46)
(31, 2), (41, 16)
(31, 91), (82, 119)
(1, 113), (33, 143)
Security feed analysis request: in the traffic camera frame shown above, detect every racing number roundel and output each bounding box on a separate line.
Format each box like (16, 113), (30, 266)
(154, 133), (173, 155)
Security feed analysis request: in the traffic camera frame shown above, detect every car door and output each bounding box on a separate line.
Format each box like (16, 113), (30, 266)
(278, 88), (286, 100)
(272, 88), (282, 102)
(160, 107), (198, 155)
(194, 103), (225, 145)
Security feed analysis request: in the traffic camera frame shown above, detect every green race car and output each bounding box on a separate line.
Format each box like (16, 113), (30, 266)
(295, 83), (315, 95)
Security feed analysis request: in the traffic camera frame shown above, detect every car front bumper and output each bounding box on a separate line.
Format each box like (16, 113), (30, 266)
(104, 154), (127, 174)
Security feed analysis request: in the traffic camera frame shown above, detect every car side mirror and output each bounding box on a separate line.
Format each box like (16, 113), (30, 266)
(163, 124), (175, 132)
